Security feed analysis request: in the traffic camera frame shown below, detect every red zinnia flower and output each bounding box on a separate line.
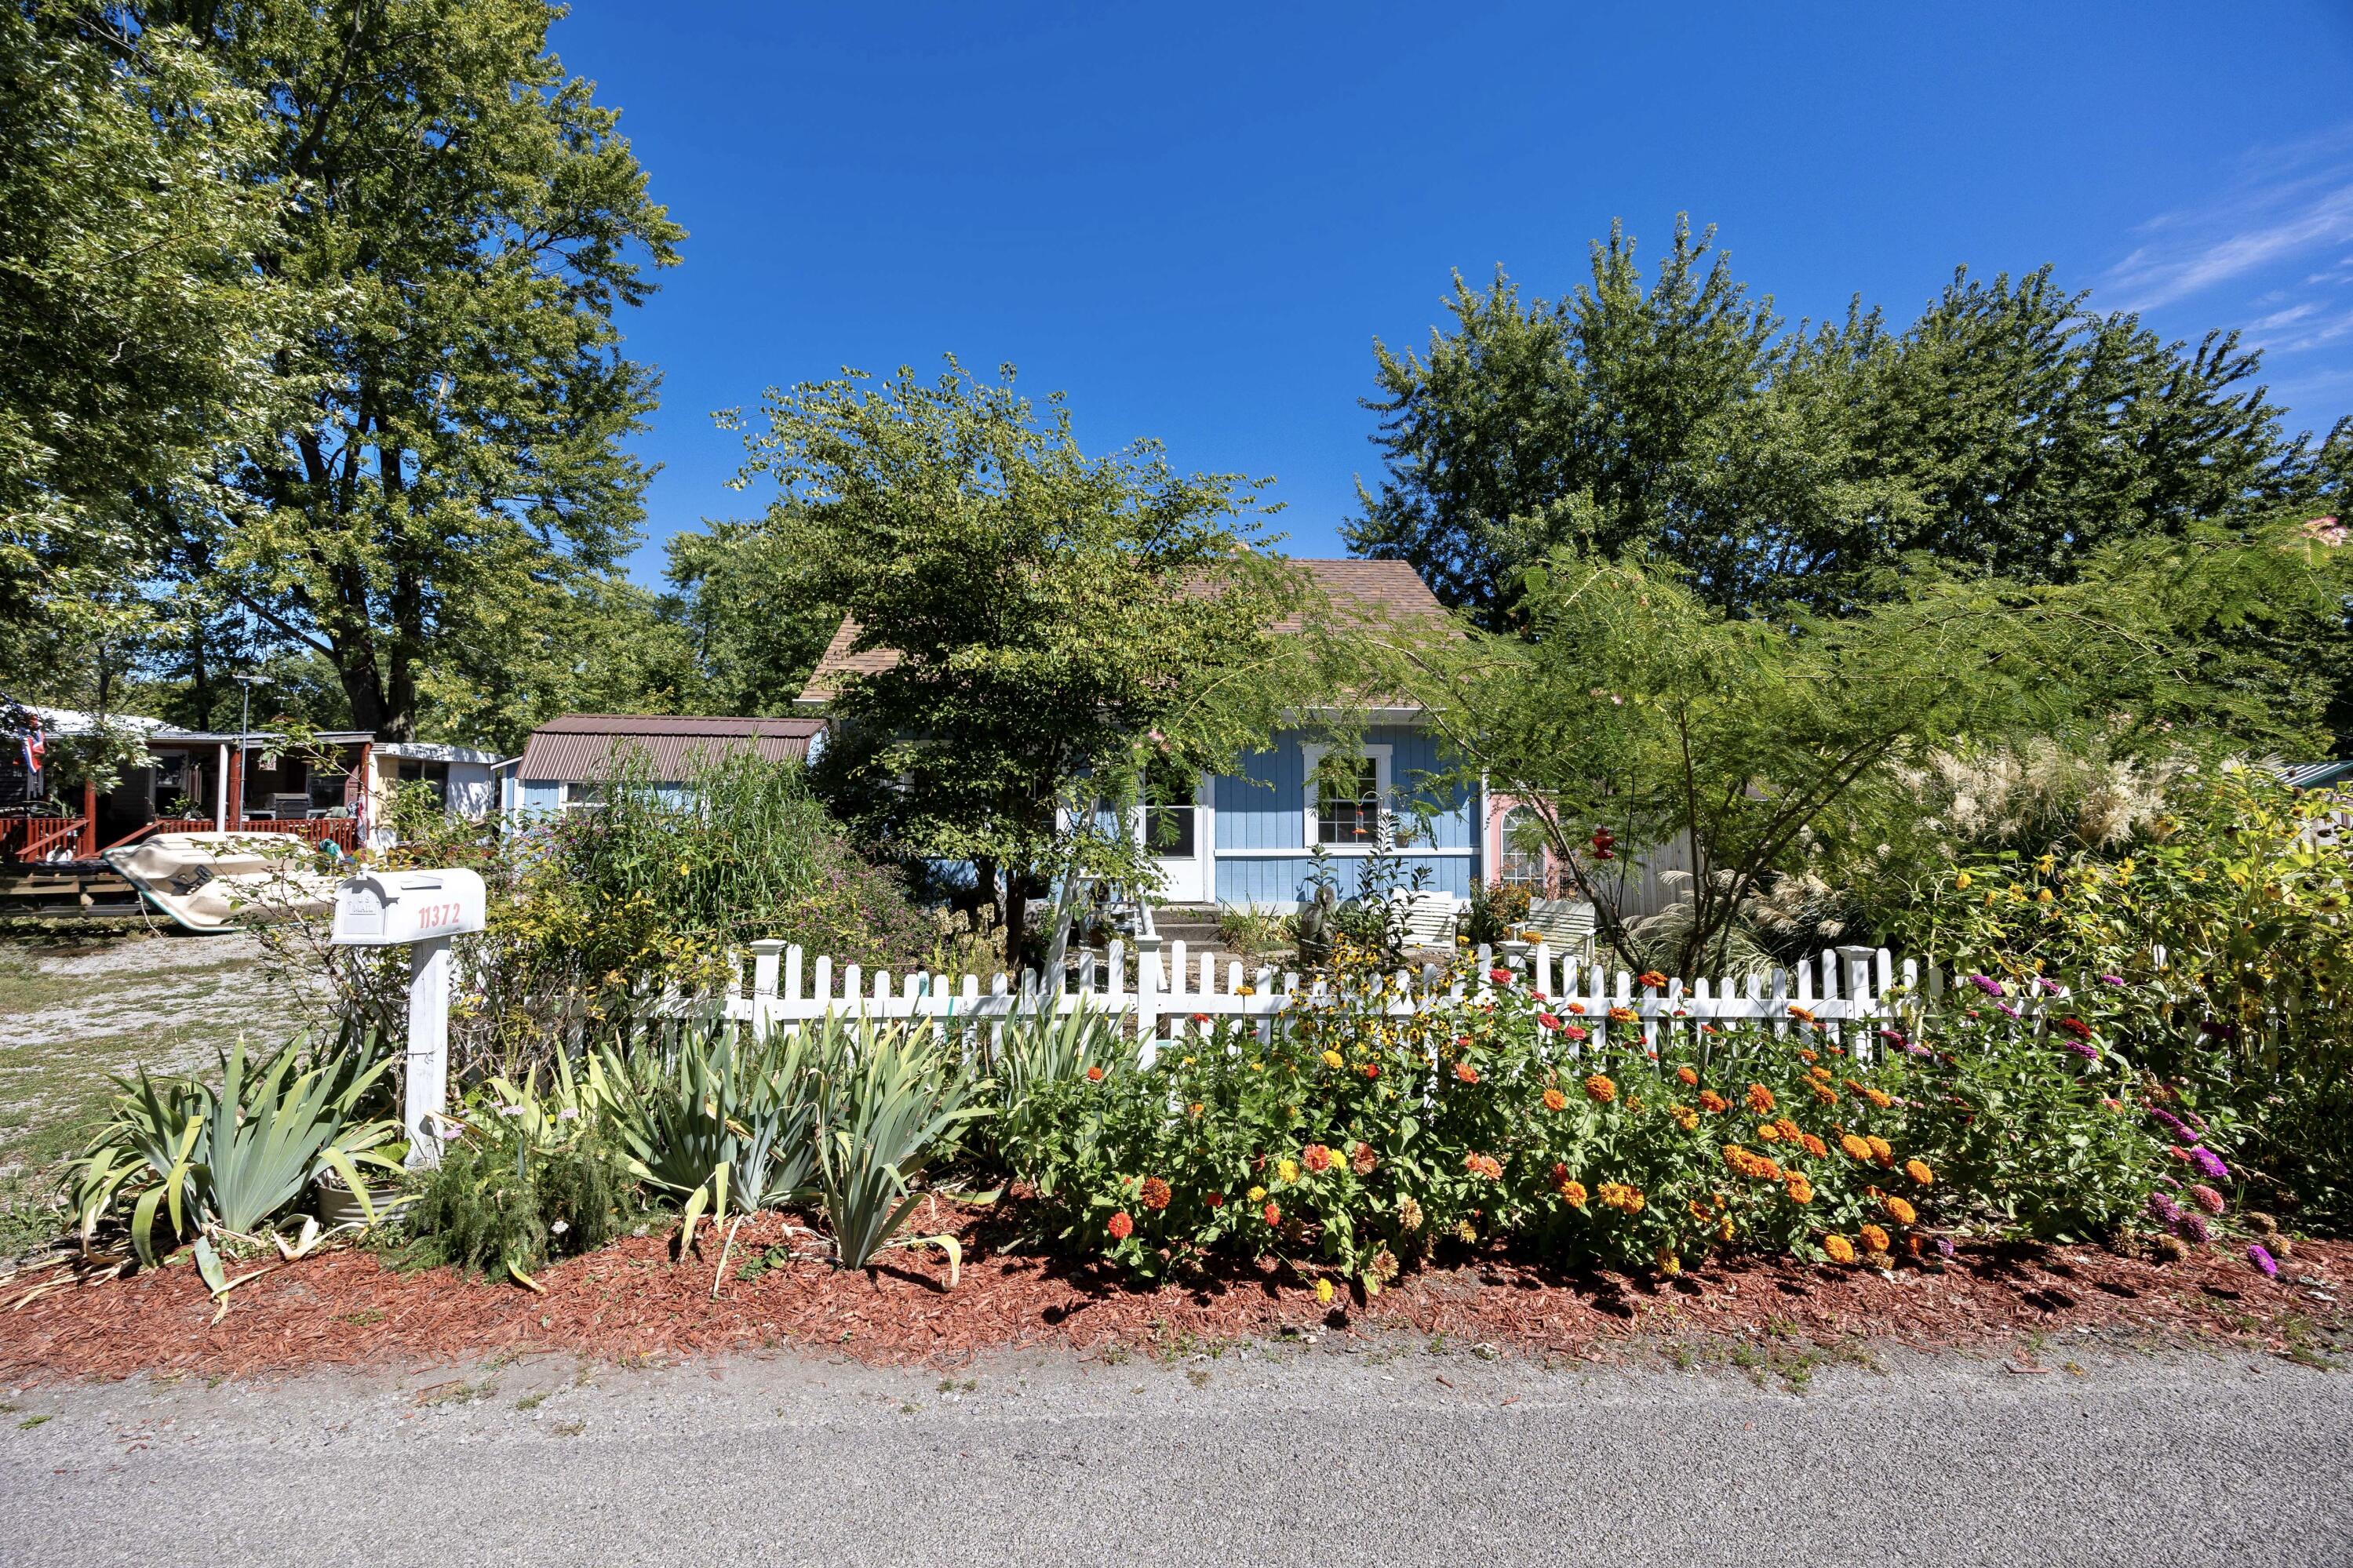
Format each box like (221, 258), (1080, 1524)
(1262, 1201), (1281, 1227)
(1362, 1062), (1380, 1079)
(1106, 1211), (1134, 1240)
(1539, 1012), (1564, 1030)
(1488, 968), (1513, 984)
(1455, 1061), (1481, 1084)
(1203, 1191), (1225, 1208)
(1086, 1065), (1105, 1082)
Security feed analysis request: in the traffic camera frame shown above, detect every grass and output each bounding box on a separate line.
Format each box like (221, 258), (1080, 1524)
(0, 933), (325, 1260)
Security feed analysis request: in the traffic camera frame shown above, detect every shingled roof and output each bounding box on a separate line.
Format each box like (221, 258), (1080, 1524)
(795, 557), (1446, 706)
(516, 713), (825, 780)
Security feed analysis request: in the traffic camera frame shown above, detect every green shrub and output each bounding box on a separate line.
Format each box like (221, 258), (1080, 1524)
(1896, 766), (2351, 1228)
(395, 1062), (631, 1284)
(599, 1023), (821, 1250)
(814, 1021), (982, 1268)
(66, 1034), (400, 1271)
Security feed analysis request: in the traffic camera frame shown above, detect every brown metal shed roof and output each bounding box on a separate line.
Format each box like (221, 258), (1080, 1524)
(515, 714), (823, 780)
(796, 557), (1448, 705)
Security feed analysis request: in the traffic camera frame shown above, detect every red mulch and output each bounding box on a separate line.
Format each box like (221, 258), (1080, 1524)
(5, 1198), (2346, 1384)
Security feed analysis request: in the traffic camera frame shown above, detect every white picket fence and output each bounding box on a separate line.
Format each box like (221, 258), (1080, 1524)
(722, 937), (1956, 1066)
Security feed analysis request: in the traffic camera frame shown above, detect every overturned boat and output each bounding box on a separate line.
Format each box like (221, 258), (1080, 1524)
(102, 831), (348, 933)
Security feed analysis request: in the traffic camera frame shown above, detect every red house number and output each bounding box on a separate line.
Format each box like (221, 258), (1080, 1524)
(413, 900), (464, 932)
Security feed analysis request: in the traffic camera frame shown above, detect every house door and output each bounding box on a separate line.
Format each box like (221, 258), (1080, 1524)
(1141, 776), (1208, 903)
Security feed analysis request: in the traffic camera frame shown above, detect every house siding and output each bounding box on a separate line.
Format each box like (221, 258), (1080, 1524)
(1207, 724), (1478, 909)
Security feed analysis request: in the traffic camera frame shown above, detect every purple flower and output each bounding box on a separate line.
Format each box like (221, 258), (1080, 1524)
(1879, 1028), (1908, 1047)
(2155, 1174), (2180, 1190)
(2060, 1037), (2099, 1060)
(2148, 1106), (2194, 1141)
(1969, 974), (2004, 998)
(2175, 1211), (2211, 1246)
(2249, 1244), (2279, 1279)
(1997, 1002), (2022, 1020)
(2146, 1191), (2184, 1226)
(2187, 1184), (2226, 1215)
(2187, 1147), (2230, 1181)
(2036, 977), (2062, 996)
(1935, 1236), (1957, 1260)
(2099, 974), (2125, 988)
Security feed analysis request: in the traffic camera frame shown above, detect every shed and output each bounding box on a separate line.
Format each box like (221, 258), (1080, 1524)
(508, 714), (825, 816)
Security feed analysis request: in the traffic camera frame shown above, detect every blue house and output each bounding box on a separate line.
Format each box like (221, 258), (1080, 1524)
(798, 558), (1482, 912)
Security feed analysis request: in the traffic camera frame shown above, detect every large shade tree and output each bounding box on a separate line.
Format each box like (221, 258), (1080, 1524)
(1350, 216), (2348, 625)
(0, 4), (295, 707)
(140, 0), (686, 740)
(723, 358), (1350, 968)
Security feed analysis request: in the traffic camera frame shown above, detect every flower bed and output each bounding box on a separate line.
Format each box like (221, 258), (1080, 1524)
(1001, 942), (2248, 1292)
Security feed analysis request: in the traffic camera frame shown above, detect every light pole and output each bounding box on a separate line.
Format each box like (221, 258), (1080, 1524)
(231, 673), (264, 826)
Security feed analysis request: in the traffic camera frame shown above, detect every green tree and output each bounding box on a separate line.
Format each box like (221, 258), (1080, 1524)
(1401, 525), (2342, 975)
(0, 4), (294, 701)
(1350, 216), (2338, 624)
(146, 0), (685, 739)
(665, 515), (844, 716)
(725, 358), (1348, 967)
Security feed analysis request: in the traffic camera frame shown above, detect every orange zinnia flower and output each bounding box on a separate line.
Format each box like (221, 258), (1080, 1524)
(1859, 1224), (1890, 1253)
(1139, 1177), (1171, 1211)
(1699, 1090), (1728, 1113)
(1351, 1142), (1377, 1175)
(1867, 1136), (1894, 1167)
(1301, 1143), (1334, 1173)
(1745, 1083), (1776, 1115)
(1262, 1200), (1281, 1227)
(1455, 1061), (1481, 1084)
(1885, 1196), (1917, 1224)
(1905, 1159), (1935, 1185)
(1840, 1133), (1873, 1161)
(1786, 1173), (1815, 1204)
(1583, 1073), (1616, 1104)
(1086, 1065), (1105, 1082)
(1823, 1234), (1856, 1264)
(1801, 1133), (1827, 1159)
(1543, 1087), (1568, 1112)
(1107, 1211), (1134, 1240)
(1773, 1117), (1802, 1142)
(1676, 1065), (1699, 1086)
(1608, 1006), (1637, 1024)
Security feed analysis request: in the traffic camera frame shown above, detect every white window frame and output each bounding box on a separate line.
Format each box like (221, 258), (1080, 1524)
(560, 780), (606, 813)
(1301, 742), (1393, 855)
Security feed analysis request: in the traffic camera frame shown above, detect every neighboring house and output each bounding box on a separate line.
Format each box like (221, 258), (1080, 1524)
(506, 713), (826, 816)
(796, 558), (1482, 912)
(2, 708), (497, 863)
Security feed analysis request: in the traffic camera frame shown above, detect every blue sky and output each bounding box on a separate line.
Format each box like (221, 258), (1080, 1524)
(551, 1), (2353, 581)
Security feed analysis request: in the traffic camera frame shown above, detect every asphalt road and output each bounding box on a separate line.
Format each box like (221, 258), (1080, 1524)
(3, 1343), (2347, 1566)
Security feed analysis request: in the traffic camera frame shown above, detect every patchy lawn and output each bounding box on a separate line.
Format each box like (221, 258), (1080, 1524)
(0, 931), (331, 1257)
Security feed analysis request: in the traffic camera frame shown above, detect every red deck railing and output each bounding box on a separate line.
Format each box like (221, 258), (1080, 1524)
(88, 816), (362, 857)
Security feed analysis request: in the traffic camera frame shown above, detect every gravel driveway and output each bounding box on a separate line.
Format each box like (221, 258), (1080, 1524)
(3, 1345), (2344, 1566)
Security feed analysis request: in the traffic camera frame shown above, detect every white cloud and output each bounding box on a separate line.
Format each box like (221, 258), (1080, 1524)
(2107, 176), (2353, 311)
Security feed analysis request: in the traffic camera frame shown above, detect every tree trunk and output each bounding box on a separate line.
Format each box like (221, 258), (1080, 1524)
(1003, 869), (1029, 975)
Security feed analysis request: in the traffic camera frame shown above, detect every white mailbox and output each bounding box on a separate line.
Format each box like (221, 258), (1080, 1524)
(329, 867), (485, 1170)
(330, 868), (486, 947)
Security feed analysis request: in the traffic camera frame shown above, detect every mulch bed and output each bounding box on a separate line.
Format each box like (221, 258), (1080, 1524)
(5, 1199), (2346, 1384)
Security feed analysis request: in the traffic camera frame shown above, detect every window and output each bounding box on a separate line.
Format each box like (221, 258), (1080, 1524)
(1144, 802), (1197, 857)
(1499, 806), (1548, 890)
(1314, 757), (1381, 846)
(561, 780), (606, 812)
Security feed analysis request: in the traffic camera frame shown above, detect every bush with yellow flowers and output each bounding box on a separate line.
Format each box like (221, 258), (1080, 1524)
(1896, 764), (2340, 1230)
